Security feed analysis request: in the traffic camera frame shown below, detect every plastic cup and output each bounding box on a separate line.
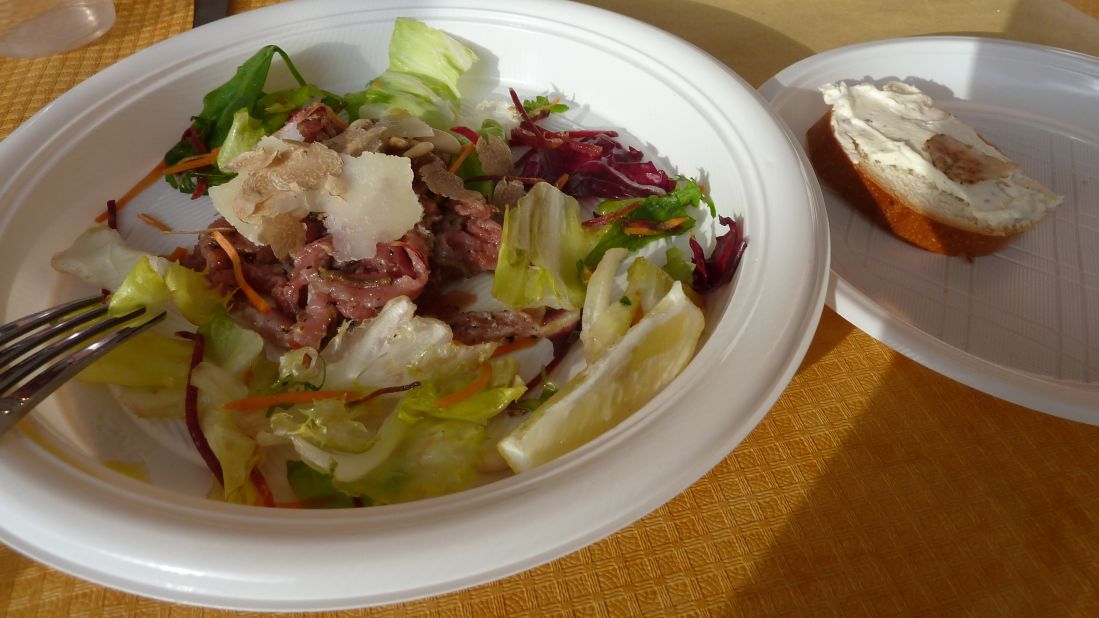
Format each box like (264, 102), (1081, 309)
(0, 0), (115, 58)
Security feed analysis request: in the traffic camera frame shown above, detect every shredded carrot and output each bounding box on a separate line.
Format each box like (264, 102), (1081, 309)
(622, 225), (663, 236)
(554, 173), (569, 189)
(660, 216), (692, 230)
(138, 212), (172, 232)
(161, 148), (221, 177)
(437, 364), (493, 408)
(211, 230), (272, 314)
(94, 148), (222, 223)
(164, 247), (190, 262)
(492, 337), (539, 357)
(95, 161), (168, 223)
(581, 200), (641, 228)
(224, 390), (357, 412)
(448, 141), (477, 174)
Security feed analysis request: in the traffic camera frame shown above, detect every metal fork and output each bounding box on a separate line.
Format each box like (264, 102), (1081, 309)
(0, 297), (166, 437)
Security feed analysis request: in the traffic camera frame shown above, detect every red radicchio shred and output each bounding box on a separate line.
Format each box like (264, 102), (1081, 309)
(191, 176), (209, 200)
(99, 289), (111, 303)
(105, 200), (118, 230)
(182, 127), (209, 155)
(507, 88), (675, 199)
(509, 88), (550, 150)
(450, 126), (479, 143)
(561, 129), (618, 138)
(689, 216), (748, 293)
(348, 381), (422, 406)
(176, 331), (224, 485)
(250, 468), (275, 507)
(352, 496), (365, 508)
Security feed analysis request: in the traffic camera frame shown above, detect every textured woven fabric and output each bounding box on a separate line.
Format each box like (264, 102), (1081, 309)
(2, 1), (1099, 615)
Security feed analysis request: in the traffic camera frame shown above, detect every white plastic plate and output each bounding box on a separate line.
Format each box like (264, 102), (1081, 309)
(0, 0), (827, 610)
(761, 36), (1099, 424)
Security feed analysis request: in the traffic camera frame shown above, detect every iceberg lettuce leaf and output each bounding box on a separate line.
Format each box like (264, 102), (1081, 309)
(343, 18), (478, 127)
(492, 182), (603, 310)
(397, 360), (526, 424)
(199, 314), (265, 378)
(191, 362), (261, 505)
(76, 332), (193, 388)
(282, 408), (410, 484)
(338, 417), (486, 505)
(108, 255), (171, 317)
(322, 297), (494, 390)
(269, 398), (376, 454)
(216, 108), (267, 170)
(50, 226), (149, 292)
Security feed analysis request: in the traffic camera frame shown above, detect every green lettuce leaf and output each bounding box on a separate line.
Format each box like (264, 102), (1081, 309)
(338, 417), (487, 505)
(76, 332), (193, 387)
(199, 313), (265, 378)
(583, 178), (714, 269)
(322, 297), (494, 390)
(50, 226), (149, 292)
(492, 182), (603, 310)
(280, 408), (411, 484)
(397, 359), (526, 424)
(662, 246), (695, 284)
(108, 256), (170, 317)
(269, 398), (376, 454)
(275, 347), (326, 390)
(191, 362), (259, 505)
(216, 108), (267, 170)
(286, 460), (356, 508)
(343, 18), (477, 127)
(108, 256), (227, 327)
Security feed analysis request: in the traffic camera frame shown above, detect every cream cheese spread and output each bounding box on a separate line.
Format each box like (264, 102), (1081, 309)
(820, 80), (1060, 231)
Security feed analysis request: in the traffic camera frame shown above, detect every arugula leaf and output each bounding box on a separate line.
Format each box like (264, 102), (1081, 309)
(522, 95), (569, 117)
(582, 178), (714, 269)
(164, 45), (310, 194)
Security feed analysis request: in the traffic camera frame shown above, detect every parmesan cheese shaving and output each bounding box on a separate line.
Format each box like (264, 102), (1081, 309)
(209, 137), (422, 261)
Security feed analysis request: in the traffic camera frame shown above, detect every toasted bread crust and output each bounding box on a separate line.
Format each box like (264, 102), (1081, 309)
(806, 111), (1018, 257)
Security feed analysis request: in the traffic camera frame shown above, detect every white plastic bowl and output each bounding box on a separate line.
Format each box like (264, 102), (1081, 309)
(0, 0), (827, 609)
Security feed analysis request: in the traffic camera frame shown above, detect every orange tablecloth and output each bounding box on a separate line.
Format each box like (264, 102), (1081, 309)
(2, 1), (1099, 615)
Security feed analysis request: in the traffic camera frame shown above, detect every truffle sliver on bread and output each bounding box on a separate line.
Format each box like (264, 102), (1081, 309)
(806, 81), (1061, 257)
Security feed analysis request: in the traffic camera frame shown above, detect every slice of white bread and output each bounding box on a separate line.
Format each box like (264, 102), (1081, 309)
(806, 81), (1061, 257)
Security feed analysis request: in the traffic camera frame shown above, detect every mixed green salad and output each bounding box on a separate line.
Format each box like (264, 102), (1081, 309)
(50, 19), (747, 507)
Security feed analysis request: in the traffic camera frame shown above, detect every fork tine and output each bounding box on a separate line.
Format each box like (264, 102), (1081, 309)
(0, 296), (102, 341)
(0, 307), (148, 393)
(0, 311), (168, 436)
(0, 302), (110, 367)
